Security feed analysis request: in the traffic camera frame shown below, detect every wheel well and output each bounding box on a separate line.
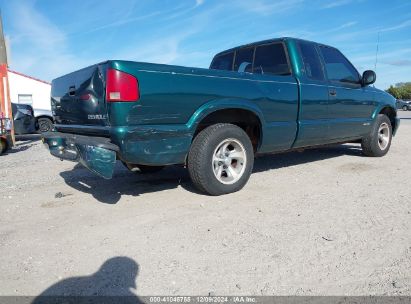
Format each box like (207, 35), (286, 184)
(194, 109), (262, 151)
(379, 107), (396, 131)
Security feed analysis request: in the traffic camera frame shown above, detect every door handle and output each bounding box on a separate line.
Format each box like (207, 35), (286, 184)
(329, 90), (337, 97)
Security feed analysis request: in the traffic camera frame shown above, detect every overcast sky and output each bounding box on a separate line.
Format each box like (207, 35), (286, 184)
(0, 0), (410, 89)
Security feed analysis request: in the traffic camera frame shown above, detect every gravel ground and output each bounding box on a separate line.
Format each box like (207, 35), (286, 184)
(0, 111), (410, 297)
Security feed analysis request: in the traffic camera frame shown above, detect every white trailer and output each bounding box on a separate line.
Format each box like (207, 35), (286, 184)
(7, 69), (53, 132)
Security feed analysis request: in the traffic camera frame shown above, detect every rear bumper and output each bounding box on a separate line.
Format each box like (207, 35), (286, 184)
(42, 124), (193, 178)
(42, 132), (119, 179)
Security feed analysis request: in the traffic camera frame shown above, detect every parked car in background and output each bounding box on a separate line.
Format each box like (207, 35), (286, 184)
(0, 118), (12, 155)
(396, 99), (411, 111)
(8, 70), (54, 133)
(43, 37), (399, 195)
(12, 103), (38, 135)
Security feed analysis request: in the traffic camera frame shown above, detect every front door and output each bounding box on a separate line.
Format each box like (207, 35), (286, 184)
(318, 46), (375, 141)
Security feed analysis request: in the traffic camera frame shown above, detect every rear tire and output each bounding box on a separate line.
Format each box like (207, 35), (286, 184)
(188, 123), (254, 196)
(38, 118), (54, 133)
(361, 114), (392, 157)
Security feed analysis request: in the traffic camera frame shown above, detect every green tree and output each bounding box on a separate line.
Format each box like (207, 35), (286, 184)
(386, 83), (411, 100)
(386, 86), (401, 99)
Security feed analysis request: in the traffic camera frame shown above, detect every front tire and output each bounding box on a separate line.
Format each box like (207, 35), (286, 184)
(403, 105), (408, 111)
(188, 123), (254, 196)
(361, 114), (392, 157)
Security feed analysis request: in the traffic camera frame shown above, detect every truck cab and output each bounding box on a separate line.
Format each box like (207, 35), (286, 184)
(210, 38), (398, 148)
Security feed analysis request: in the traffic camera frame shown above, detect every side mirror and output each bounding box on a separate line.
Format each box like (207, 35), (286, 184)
(362, 70), (376, 86)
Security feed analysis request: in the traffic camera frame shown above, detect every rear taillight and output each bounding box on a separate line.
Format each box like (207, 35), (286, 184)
(106, 68), (139, 102)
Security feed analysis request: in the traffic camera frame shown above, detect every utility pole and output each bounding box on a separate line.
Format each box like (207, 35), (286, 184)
(0, 12), (14, 146)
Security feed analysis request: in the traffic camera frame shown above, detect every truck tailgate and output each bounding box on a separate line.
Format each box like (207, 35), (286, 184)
(51, 63), (108, 127)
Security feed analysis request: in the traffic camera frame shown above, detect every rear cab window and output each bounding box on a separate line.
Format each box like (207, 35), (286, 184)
(253, 43), (291, 76)
(210, 52), (234, 71)
(210, 41), (292, 77)
(233, 47), (254, 73)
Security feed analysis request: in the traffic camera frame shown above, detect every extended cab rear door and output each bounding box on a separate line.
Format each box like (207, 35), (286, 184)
(293, 41), (331, 148)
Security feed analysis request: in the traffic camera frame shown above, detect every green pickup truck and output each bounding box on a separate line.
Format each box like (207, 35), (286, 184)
(43, 37), (399, 195)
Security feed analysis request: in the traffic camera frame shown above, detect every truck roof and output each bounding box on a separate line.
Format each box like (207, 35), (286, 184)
(213, 37), (334, 58)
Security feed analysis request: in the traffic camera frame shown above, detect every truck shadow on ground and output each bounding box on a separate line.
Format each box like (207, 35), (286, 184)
(60, 163), (190, 204)
(252, 143), (363, 173)
(60, 144), (363, 204)
(32, 256), (142, 303)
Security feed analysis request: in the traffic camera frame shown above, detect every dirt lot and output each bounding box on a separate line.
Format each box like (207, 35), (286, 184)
(1, 112), (410, 297)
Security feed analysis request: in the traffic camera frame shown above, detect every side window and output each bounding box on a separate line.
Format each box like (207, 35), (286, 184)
(298, 43), (325, 81)
(234, 47), (254, 73)
(319, 46), (360, 83)
(253, 43), (290, 76)
(210, 52), (234, 71)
